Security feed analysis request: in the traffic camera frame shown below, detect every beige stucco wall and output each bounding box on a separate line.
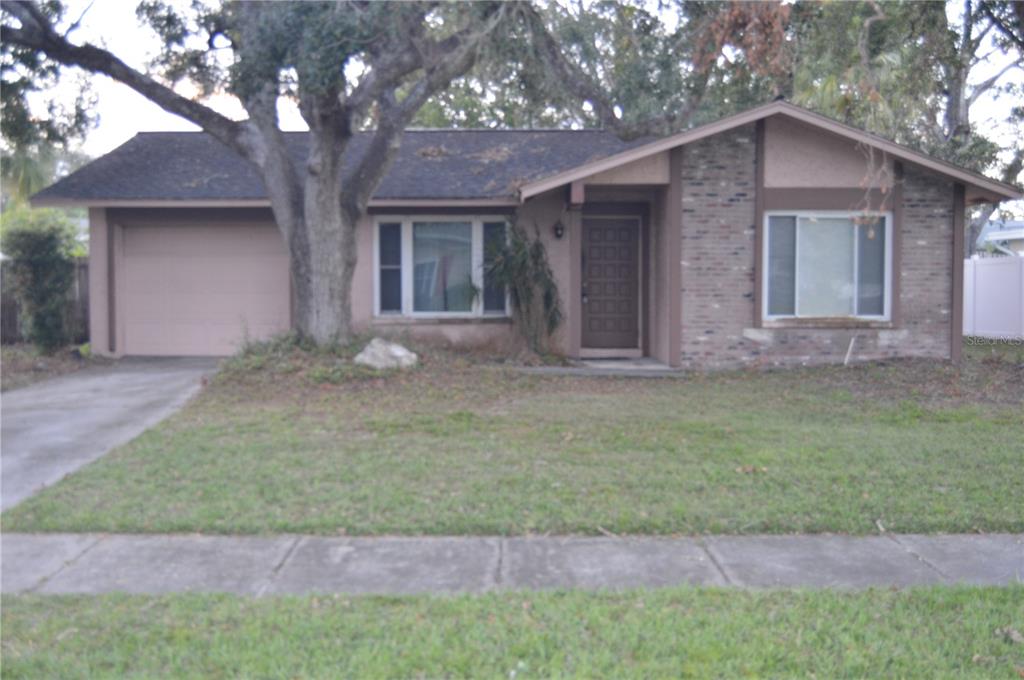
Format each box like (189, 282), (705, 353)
(87, 208), (111, 354)
(585, 152), (669, 185)
(520, 190), (575, 354)
(647, 187), (673, 364)
(764, 116), (893, 188)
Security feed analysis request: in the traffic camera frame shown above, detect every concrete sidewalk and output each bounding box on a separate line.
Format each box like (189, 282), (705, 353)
(3, 533), (1021, 595)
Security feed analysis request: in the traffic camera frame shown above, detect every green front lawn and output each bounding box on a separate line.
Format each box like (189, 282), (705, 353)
(3, 338), (1022, 535)
(3, 587), (1023, 678)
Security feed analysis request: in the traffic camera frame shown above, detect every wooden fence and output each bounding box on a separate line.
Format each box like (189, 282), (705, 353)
(1, 258), (89, 345)
(963, 255), (1024, 340)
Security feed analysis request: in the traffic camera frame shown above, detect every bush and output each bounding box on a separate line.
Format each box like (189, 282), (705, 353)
(485, 219), (563, 354)
(1, 207), (78, 353)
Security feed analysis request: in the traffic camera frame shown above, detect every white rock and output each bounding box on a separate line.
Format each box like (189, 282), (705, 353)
(353, 337), (418, 370)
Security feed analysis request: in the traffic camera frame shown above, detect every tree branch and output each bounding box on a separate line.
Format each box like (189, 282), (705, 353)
(517, 3), (701, 139)
(858, 0), (886, 83)
(340, 3), (508, 214)
(62, 0), (94, 39)
(979, 0), (1024, 52)
(521, 4), (633, 135)
(337, 7), (430, 127)
(960, 0), (974, 64)
(969, 19), (993, 55)
(967, 60), (1022, 106)
(2, 0), (250, 157)
(227, 1), (303, 235)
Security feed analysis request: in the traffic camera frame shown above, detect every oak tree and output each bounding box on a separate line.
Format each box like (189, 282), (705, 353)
(1, 0), (790, 342)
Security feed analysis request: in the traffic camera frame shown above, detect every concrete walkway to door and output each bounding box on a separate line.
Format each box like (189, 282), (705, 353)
(2, 532), (1020, 596)
(1, 357), (218, 511)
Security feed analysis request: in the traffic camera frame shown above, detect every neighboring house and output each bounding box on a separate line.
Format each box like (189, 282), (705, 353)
(977, 219), (1024, 256)
(32, 101), (1021, 367)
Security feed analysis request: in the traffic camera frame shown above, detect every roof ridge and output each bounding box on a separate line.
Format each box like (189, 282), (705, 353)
(401, 127), (606, 132)
(131, 127), (613, 136)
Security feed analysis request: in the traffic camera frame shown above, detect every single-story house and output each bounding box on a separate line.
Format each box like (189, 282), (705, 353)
(33, 100), (1022, 367)
(978, 219), (1024, 256)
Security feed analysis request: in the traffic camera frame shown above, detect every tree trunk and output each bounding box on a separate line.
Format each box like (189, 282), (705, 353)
(285, 170), (360, 345)
(966, 204), (997, 257)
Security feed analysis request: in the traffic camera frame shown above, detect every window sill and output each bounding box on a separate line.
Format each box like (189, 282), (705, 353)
(372, 315), (512, 326)
(761, 317), (893, 330)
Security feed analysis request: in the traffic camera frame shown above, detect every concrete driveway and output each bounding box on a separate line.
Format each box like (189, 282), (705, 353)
(1, 358), (218, 511)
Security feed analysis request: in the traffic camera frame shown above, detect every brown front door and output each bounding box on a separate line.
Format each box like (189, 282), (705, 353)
(582, 217), (640, 349)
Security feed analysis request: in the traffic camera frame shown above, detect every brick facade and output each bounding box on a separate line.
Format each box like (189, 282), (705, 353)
(679, 124), (760, 367)
(679, 128), (955, 368)
(896, 167), (954, 359)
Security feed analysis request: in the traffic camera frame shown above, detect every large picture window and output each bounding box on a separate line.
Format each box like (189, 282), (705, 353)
(413, 221), (473, 312)
(375, 217), (508, 317)
(765, 212), (891, 320)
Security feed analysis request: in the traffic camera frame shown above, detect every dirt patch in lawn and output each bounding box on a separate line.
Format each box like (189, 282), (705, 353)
(743, 346), (1024, 409)
(212, 335), (1024, 410)
(0, 344), (108, 392)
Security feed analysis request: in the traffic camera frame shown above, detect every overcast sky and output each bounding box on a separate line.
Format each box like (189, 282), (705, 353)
(40, 0), (1024, 215)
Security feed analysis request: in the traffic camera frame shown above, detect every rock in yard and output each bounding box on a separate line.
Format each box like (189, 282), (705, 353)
(353, 338), (418, 370)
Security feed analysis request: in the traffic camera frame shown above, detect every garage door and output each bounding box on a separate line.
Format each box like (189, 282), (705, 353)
(121, 223), (290, 356)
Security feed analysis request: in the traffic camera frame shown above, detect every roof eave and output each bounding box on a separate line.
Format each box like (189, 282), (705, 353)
(985, 229), (1024, 241)
(518, 101), (1023, 203)
(30, 196), (520, 209)
(30, 197), (274, 209)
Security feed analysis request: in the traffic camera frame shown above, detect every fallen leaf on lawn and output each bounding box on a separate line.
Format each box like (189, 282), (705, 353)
(996, 626), (1024, 644)
(55, 628), (78, 642)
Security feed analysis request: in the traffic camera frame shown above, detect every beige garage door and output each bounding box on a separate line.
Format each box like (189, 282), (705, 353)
(122, 223), (290, 356)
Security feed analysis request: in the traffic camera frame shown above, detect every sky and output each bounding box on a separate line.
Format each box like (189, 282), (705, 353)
(29, 0), (1024, 216)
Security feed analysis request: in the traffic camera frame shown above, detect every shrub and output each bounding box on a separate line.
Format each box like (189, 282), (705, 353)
(1, 207), (78, 353)
(485, 219), (563, 354)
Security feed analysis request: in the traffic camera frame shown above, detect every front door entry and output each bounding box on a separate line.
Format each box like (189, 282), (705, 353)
(581, 217), (640, 349)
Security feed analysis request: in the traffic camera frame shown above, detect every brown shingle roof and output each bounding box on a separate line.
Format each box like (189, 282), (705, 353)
(32, 129), (651, 204)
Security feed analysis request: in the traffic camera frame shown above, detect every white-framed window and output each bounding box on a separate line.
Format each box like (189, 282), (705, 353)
(374, 216), (509, 318)
(763, 211), (892, 320)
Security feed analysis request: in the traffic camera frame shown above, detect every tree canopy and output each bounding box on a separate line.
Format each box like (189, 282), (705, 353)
(0, 0), (797, 342)
(416, 1), (1021, 183)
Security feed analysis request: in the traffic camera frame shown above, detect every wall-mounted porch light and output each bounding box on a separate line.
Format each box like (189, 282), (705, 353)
(553, 220), (565, 239)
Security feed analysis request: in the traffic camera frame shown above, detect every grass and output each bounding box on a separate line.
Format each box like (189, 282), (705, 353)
(3, 587), (1023, 678)
(3, 336), (1022, 535)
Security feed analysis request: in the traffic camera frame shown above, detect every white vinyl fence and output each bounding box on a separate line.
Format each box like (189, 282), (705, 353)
(963, 256), (1024, 340)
